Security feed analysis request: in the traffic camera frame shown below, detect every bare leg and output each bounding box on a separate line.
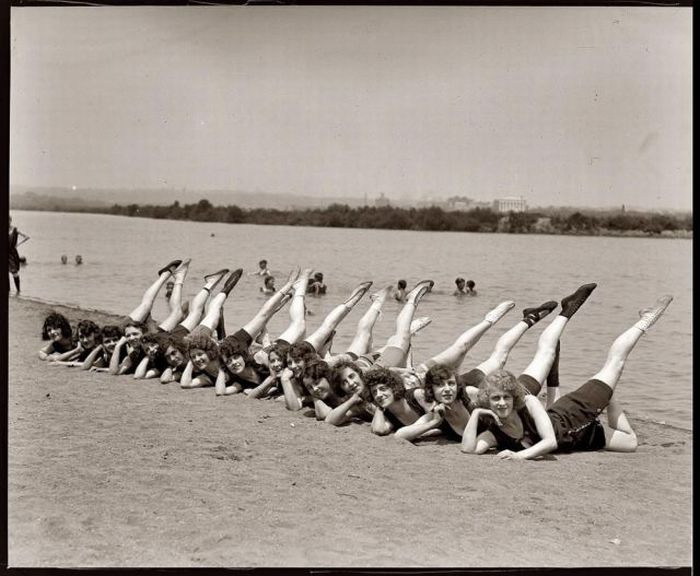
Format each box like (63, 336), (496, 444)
(590, 295), (673, 389)
(276, 269), (312, 344)
(126, 260), (181, 322)
(241, 269), (301, 340)
(179, 268), (229, 332)
(424, 300), (515, 371)
(383, 280), (433, 357)
(603, 397), (638, 452)
(159, 260), (191, 331)
(304, 281), (373, 351)
(346, 285), (391, 356)
(521, 285), (597, 386)
(197, 269), (243, 332)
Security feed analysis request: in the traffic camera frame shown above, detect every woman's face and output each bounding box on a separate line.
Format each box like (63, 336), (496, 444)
(339, 367), (365, 396)
(190, 348), (210, 370)
(224, 353), (246, 374)
(268, 351), (284, 373)
(370, 383), (396, 409)
(488, 388), (514, 419)
(145, 343), (160, 360)
(102, 335), (120, 354)
(432, 375), (458, 405)
(287, 355), (306, 378)
(305, 376), (332, 400)
(124, 326), (144, 347)
(79, 331), (97, 350)
(165, 345), (186, 368)
(47, 325), (64, 342)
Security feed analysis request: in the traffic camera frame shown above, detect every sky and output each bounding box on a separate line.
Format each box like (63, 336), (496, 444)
(10, 6), (692, 210)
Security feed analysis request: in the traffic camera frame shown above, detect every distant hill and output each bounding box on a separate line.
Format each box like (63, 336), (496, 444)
(9, 186), (371, 211)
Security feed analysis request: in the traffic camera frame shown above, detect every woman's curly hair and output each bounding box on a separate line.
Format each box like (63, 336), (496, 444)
(218, 334), (253, 364)
(77, 319), (102, 343)
(42, 312), (73, 340)
(302, 359), (333, 395)
(287, 341), (317, 364)
(267, 341), (290, 369)
(329, 358), (365, 397)
(477, 369), (527, 411)
(185, 332), (219, 360)
(422, 363), (465, 403)
(140, 332), (171, 358)
(364, 367), (404, 404)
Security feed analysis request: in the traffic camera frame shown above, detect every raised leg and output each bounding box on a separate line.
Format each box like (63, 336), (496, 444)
(305, 281), (372, 351)
(276, 269), (312, 344)
(126, 259), (181, 322)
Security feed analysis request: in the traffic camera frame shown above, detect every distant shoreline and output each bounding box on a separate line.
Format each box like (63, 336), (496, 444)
(11, 204), (693, 239)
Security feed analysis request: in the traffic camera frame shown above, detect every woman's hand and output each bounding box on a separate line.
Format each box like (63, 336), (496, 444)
(474, 408), (502, 427)
(496, 449), (523, 461)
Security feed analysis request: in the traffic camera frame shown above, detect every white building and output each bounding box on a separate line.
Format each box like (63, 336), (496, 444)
(493, 196), (528, 213)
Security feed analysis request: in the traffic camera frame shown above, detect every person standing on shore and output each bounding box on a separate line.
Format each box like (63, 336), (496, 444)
(9, 215), (29, 295)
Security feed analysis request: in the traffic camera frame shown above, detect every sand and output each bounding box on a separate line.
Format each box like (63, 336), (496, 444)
(7, 296), (692, 568)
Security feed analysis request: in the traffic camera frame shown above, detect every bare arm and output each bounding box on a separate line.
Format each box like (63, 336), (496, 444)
(246, 374), (278, 399)
(461, 409), (499, 454)
(215, 369), (243, 396)
(133, 356), (150, 379)
(371, 407), (395, 436)
(109, 337), (129, 375)
(394, 411), (444, 442)
(313, 398), (334, 420)
(497, 396), (557, 461)
(325, 392), (364, 426)
(279, 368), (305, 411)
(81, 345), (104, 370)
(38, 342), (56, 360)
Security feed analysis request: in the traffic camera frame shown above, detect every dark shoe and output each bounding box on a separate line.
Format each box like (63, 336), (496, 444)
(522, 300), (558, 326)
(157, 259), (182, 276)
(560, 283), (597, 319)
(222, 268), (244, 295)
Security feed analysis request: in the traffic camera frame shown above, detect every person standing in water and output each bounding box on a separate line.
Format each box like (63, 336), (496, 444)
(8, 215), (29, 295)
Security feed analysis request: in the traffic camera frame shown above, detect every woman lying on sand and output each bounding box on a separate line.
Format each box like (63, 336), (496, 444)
(179, 268), (243, 388)
(39, 312), (75, 360)
(107, 259), (191, 375)
(133, 264), (231, 381)
(461, 292), (673, 459)
(325, 295), (515, 429)
(368, 296), (565, 441)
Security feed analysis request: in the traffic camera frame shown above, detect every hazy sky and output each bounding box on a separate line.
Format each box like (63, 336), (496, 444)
(10, 6), (692, 210)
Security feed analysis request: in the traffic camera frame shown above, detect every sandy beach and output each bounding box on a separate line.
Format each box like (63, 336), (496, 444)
(7, 296), (692, 568)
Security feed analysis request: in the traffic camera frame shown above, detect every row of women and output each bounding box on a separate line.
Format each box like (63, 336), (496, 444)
(39, 258), (673, 460)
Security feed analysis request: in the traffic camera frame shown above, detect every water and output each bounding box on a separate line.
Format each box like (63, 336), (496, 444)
(11, 210), (692, 429)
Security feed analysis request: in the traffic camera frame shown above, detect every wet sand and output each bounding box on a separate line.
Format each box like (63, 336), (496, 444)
(7, 296), (692, 567)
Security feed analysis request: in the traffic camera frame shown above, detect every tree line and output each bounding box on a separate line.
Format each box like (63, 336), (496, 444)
(50, 199), (694, 236)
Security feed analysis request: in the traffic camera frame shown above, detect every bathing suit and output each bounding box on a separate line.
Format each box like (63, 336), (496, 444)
(488, 379), (610, 453)
(222, 361), (271, 389)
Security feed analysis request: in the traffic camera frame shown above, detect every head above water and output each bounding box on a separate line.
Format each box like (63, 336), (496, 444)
(397, 279), (407, 290)
(455, 277), (466, 288)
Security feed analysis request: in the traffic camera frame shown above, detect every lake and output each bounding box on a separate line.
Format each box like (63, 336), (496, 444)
(10, 209), (693, 429)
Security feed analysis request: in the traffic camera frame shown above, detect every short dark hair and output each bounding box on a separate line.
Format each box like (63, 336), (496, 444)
(185, 333), (219, 359)
(42, 312), (72, 340)
(423, 364), (461, 403)
(123, 319), (147, 332)
(268, 341), (290, 367)
(101, 325), (123, 340)
(397, 279), (407, 289)
(218, 335), (252, 364)
(364, 367), (404, 403)
(77, 319), (102, 343)
(466, 280), (475, 289)
(287, 341), (316, 364)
